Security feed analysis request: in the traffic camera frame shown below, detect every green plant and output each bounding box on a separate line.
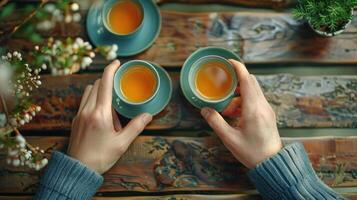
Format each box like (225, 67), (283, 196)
(293, 0), (357, 33)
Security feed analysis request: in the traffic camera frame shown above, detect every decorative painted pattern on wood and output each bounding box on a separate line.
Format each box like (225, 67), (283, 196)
(21, 74), (357, 131)
(3, 11), (357, 66)
(0, 136), (356, 193)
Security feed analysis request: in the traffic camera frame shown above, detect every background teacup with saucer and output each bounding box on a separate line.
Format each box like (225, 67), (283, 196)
(87, 0), (161, 57)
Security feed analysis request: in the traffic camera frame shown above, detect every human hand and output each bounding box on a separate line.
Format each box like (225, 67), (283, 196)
(67, 60), (153, 174)
(201, 60), (282, 169)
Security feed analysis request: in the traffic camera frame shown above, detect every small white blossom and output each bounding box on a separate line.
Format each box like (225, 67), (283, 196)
(81, 57), (92, 68)
(106, 51), (117, 60)
(72, 13), (81, 22)
(64, 15), (72, 23)
(13, 159), (20, 167)
(70, 3), (79, 11)
(64, 68), (70, 75)
(89, 52), (95, 58)
(41, 63), (47, 70)
(112, 44), (119, 52)
(44, 4), (55, 12)
(36, 106), (41, 112)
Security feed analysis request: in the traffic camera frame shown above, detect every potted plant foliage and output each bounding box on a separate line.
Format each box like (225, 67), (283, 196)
(293, 0), (357, 36)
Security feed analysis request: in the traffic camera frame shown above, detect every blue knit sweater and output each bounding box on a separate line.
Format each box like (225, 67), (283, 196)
(34, 143), (346, 200)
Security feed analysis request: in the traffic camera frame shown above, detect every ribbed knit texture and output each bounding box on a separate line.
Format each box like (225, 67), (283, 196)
(34, 151), (103, 200)
(248, 142), (346, 200)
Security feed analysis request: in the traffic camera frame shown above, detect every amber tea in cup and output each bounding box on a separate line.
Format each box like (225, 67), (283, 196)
(189, 55), (237, 103)
(195, 61), (233, 100)
(120, 65), (157, 103)
(114, 60), (160, 106)
(106, 0), (143, 35)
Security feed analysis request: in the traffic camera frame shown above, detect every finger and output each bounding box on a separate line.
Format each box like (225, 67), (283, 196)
(97, 60), (120, 109)
(78, 85), (93, 114)
(119, 113), (152, 144)
(250, 75), (265, 99)
(112, 107), (122, 132)
(222, 97), (242, 117)
(201, 107), (238, 139)
(229, 59), (258, 102)
(82, 79), (100, 113)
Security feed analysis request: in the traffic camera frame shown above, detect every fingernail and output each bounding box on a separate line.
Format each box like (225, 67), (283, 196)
(201, 107), (211, 118)
(142, 113), (152, 124)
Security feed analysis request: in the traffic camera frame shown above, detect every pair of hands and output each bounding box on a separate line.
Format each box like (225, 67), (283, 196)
(68, 59), (282, 174)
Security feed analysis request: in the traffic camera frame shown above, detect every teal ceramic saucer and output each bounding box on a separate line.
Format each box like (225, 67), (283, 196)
(180, 47), (242, 112)
(112, 62), (172, 119)
(86, 0), (161, 57)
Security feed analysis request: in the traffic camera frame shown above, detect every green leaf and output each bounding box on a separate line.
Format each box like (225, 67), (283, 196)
(29, 33), (43, 43)
(0, 3), (15, 19)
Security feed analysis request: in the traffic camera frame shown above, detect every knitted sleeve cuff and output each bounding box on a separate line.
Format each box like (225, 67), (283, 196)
(35, 151), (103, 200)
(247, 142), (346, 200)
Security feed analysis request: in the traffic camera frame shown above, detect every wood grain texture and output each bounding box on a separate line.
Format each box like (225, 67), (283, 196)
(3, 11), (357, 66)
(21, 73), (357, 131)
(0, 136), (356, 193)
(157, 0), (294, 9)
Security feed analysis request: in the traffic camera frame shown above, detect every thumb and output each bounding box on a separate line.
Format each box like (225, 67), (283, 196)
(201, 107), (235, 139)
(120, 113), (152, 144)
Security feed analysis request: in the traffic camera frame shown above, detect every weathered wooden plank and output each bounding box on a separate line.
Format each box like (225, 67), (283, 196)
(157, 0), (294, 9)
(0, 195), (262, 200)
(0, 136), (356, 193)
(21, 73), (357, 131)
(4, 11), (357, 66)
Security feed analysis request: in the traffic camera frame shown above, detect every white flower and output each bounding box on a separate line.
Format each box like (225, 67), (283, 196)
(41, 63), (47, 70)
(64, 68), (70, 75)
(64, 15), (72, 23)
(44, 4), (55, 12)
(89, 52), (95, 58)
(72, 13), (81, 22)
(72, 43), (79, 51)
(111, 44), (118, 52)
(19, 120), (25, 125)
(81, 57), (92, 68)
(70, 3), (79, 11)
(35, 46), (39, 51)
(15, 135), (26, 144)
(12, 159), (20, 167)
(36, 106), (41, 112)
(75, 38), (84, 46)
(0, 61), (13, 93)
(106, 51), (117, 60)
(41, 158), (48, 166)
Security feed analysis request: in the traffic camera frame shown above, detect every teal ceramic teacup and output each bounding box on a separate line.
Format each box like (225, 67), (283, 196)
(113, 60), (173, 119)
(180, 46), (241, 112)
(102, 0), (144, 39)
(188, 55), (237, 105)
(188, 55), (238, 106)
(113, 60), (160, 106)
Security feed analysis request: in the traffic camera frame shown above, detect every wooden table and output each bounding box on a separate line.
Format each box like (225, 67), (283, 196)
(1, 0), (356, 199)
